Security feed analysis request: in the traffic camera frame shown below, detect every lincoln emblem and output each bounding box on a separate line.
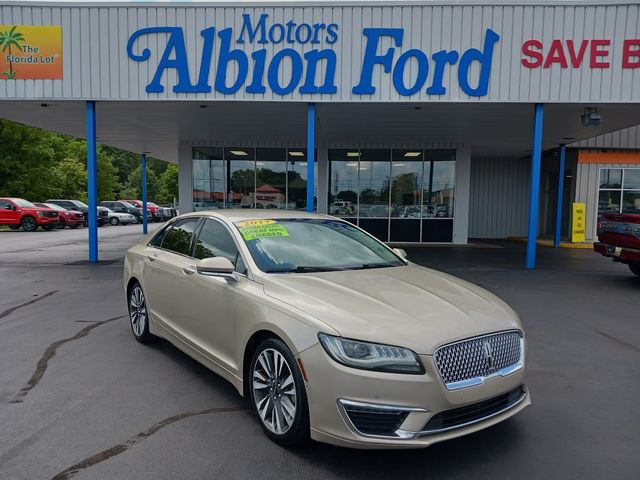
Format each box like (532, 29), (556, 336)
(482, 341), (495, 369)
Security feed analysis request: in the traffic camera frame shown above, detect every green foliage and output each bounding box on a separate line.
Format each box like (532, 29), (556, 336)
(0, 119), (174, 203)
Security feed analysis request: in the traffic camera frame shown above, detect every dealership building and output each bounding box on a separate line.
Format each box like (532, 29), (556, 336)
(1, 0), (639, 266)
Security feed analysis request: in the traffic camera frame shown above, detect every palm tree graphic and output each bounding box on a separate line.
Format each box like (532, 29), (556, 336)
(0, 25), (25, 79)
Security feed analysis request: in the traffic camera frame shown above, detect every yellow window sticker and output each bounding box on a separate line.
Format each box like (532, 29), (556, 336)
(238, 222), (289, 241)
(237, 219), (276, 227)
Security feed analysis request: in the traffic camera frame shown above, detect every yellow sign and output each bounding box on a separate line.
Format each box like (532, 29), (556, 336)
(0, 25), (62, 79)
(572, 202), (586, 243)
(237, 219), (276, 227)
(239, 222), (289, 241)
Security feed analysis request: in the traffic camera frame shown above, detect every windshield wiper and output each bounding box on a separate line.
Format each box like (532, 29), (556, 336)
(351, 263), (396, 270)
(264, 266), (344, 273)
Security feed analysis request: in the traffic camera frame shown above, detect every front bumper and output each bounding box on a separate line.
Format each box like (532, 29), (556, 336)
(300, 343), (529, 449)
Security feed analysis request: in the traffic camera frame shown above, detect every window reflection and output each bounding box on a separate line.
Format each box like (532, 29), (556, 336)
(225, 148), (255, 208)
(359, 149), (391, 218)
(391, 150), (422, 218)
(329, 149), (359, 217)
(598, 168), (640, 217)
(255, 148), (287, 210)
(193, 147), (224, 211)
(288, 149), (317, 211)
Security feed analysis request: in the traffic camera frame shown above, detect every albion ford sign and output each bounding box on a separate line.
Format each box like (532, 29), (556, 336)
(127, 14), (500, 97)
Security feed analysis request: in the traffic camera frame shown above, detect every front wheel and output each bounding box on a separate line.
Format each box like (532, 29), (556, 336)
(21, 216), (37, 232)
(629, 263), (640, 277)
(128, 283), (155, 343)
(249, 338), (309, 446)
(42, 225), (54, 231)
(110, 217), (120, 226)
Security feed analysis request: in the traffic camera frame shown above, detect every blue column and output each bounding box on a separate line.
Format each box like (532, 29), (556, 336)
(141, 153), (148, 235)
(306, 103), (316, 213)
(86, 101), (98, 263)
(526, 103), (544, 269)
(554, 144), (566, 248)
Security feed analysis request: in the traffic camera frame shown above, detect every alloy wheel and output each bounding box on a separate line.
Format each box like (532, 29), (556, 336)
(129, 286), (147, 337)
(252, 348), (297, 435)
(21, 217), (36, 231)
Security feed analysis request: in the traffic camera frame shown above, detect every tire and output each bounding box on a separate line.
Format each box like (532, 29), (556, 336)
(21, 216), (37, 232)
(70, 224), (79, 229)
(249, 337), (309, 446)
(57, 219), (66, 229)
(629, 263), (640, 277)
(42, 225), (54, 231)
(110, 217), (120, 226)
(9, 225), (19, 230)
(127, 282), (155, 344)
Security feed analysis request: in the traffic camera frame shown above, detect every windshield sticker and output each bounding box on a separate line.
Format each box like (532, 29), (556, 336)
(237, 219), (276, 227)
(239, 222), (289, 241)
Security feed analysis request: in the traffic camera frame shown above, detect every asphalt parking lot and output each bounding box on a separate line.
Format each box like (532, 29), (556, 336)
(1, 225), (638, 480)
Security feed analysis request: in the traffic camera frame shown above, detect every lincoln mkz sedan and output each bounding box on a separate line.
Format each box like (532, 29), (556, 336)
(124, 211), (530, 448)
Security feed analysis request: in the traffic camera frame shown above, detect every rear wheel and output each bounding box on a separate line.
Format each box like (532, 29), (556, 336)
(128, 282), (154, 343)
(249, 338), (309, 446)
(21, 216), (37, 232)
(110, 217), (120, 226)
(629, 263), (640, 277)
(57, 219), (66, 229)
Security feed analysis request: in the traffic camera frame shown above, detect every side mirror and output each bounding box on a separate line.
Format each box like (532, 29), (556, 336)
(393, 248), (408, 259)
(196, 257), (236, 277)
(5, 204), (15, 210)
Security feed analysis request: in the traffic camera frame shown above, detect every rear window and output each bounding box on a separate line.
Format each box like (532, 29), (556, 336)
(159, 218), (200, 256)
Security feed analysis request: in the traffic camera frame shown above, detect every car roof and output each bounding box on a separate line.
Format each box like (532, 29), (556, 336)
(181, 209), (333, 224)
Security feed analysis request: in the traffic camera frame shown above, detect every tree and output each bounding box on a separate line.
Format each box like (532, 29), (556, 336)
(159, 163), (179, 203)
(54, 158), (86, 200)
(0, 26), (24, 79)
(122, 165), (160, 200)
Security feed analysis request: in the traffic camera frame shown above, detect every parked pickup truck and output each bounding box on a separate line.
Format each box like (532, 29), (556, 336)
(594, 213), (640, 277)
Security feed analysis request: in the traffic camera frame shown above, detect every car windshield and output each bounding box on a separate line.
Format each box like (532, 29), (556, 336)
(235, 218), (405, 273)
(45, 203), (66, 211)
(73, 201), (88, 209)
(148, 202), (158, 207)
(120, 201), (135, 209)
(14, 199), (36, 207)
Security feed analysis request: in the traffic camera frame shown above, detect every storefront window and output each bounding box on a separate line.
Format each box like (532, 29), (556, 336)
(328, 148), (456, 242)
(256, 148), (287, 210)
(192, 147), (224, 211)
(287, 149), (317, 211)
(193, 147), (316, 212)
(598, 168), (640, 216)
(391, 150), (423, 218)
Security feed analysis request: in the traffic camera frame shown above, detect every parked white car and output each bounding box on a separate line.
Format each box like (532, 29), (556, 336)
(103, 207), (137, 225)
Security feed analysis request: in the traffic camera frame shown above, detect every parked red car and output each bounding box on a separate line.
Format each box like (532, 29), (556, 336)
(0, 197), (59, 231)
(594, 212), (640, 277)
(34, 202), (85, 229)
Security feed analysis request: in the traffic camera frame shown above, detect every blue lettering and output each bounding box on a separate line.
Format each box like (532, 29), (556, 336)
(352, 28), (404, 95)
(268, 49), (303, 95)
(295, 23), (313, 44)
(195, 27), (216, 93)
(215, 28), (248, 95)
(326, 23), (339, 44)
(246, 49), (267, 94)
(237, 13), (267, 44)
(426, 50), (459, 95)
(393, 49), (428, 96)
(457, 29), (500, 97)
(269, 24), (285, 44)
(299, 49), (337, 94)
(128, 27), (199, 93)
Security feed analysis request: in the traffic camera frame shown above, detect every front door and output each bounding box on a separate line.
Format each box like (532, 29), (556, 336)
(0, 200), (19, 225)
(176, 218), (245, 374)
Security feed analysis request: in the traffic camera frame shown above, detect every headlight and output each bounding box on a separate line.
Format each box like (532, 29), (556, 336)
(36, 211), (45, 217)
(318, 333), (425, 374)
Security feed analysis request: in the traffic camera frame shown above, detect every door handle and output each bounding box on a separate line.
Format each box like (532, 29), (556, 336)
(182, 265), (197, 276)
(148, 253), (158, 262)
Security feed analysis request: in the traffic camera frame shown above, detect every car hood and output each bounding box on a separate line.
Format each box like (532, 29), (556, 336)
(262, 264), (522, 355)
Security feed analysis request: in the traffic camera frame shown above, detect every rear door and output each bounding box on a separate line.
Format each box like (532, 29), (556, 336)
(0, 200), (18, 224)
(142, 217), (201, 333)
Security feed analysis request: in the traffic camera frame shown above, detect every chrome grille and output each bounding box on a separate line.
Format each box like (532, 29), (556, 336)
(434, 331), (523, 390)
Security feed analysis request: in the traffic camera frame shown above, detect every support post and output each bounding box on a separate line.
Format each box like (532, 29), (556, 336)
(306, 103), (316, 212)
(554, 144), (566, 248)
(526, 103), (544, 269)
(141, 153), (148, 235)
(86, 101), (98, 263)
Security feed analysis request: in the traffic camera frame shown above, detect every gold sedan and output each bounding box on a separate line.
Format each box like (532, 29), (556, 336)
(124, 211), (530, 448)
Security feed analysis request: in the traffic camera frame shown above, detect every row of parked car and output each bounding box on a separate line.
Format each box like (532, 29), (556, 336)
(0, 197), (177, 232)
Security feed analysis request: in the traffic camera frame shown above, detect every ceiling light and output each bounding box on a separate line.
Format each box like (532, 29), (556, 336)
(394, 163), (406, 167)
(404, 152), (422, 157)
(230, 150), (248, 156)
(256, 162), (265, 166)
(346, 162), (358, 167)
(288, 151), (305, 157)
(347, 152), (360, 157)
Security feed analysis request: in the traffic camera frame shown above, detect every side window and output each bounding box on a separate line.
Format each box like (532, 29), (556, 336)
(161, 218), (200, 256)
(0, 201), (12, 209)
(149, 223), (172, 247)
(194, 219), (246, 273)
